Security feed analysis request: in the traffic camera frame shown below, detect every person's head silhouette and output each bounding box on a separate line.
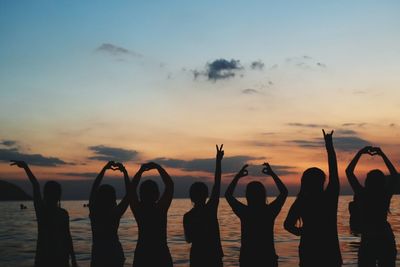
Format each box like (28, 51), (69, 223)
(299, 167), (326, 197)
(96, 184), (117, 211)
(246, 181), (266, 207)
(189, 182), (208, 206)
(140, 180), (160, 204)
(365, 169), (386, 193)
(43, 181), (62, 207)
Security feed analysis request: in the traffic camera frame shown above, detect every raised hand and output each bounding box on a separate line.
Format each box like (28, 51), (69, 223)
(104, 161), (116, 170)
(369, 147), (383, 156)
(10, 160), (28, 169)
(262, 162), (274, 176)
(114, 162), (127, 173)
(236, 164), (249, 179)
(216, 144), (224, 161)
(322, 129), (334, 146)
(359, 146), (374, 155)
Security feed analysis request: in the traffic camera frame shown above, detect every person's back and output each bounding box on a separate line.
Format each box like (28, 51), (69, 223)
(184, 201), (223, 265)
(134, 203), (168, 250)
(294, 191), (341, 266)
(238, 203), (279, 265)
(36, 206), (71, 267)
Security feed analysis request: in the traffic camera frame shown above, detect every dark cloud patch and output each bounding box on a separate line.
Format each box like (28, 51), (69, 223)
(153, 155), (263, 174)
(287, 123), (330, 128)
(242, 88), (260, 95)
(207, 59), (242, 81)
(0, 148), (67, 166)
(193, 58), (243, 81)
(389, 123), (396, 128)
(250, 60), (265, 70)
(88, 145), (139, 162)
(289, 135), (370, 152)
(316, 62), (327, 68)
(96, 43), (141, 57)
(1, 140), (17, 147)
(335, 129), (358, 135)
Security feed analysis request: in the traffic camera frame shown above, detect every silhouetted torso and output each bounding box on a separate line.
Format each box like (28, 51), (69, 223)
(358, 190), (391, 235)
(232, 202), (282, 267)
(35, 206), (70, 267)
(357, 188), (396, 267)
(89, 206), (124, 267)
(293, 189), (342, 267)
(349, 200), (362, 235)
(184, 204), (223, 267)
(132, 203), (172, 267)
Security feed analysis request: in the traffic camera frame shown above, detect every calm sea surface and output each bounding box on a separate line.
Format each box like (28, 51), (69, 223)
(1, 196), (400, 267)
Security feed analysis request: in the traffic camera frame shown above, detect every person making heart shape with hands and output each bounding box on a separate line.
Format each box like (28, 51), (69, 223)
(346, 146), (399, 267)
(89, 161), (131, 267)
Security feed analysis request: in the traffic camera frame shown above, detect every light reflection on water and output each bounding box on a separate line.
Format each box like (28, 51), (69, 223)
(1, 196), (400, 267)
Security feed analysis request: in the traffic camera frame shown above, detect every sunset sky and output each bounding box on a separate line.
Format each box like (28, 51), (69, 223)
(1, 1), (399, 198)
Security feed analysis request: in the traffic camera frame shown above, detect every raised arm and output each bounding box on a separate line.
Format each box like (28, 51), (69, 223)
(346, 147), (371, 194)
(284, 200), (302, 236)
(89, 161), (114, 209)
(155, 163), (174, 211)
(323, 130), (340, 195)
(10, 161), (43, 215)
(225, 164), (248, 215)
(373, 147), (399, 191)
(114, 162), (131, 218)
(263, 163), (288, 215)
(207, 144), (224, 208)
(130, 164), (146, 211)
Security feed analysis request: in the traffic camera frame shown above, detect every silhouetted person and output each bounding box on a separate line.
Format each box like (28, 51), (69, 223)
(349, 194), (362, 235)
(10, 160), (77, 267)
(284, 130), (342, 267)
(346, 146), (398, 267)
(225, 162), (288, 267)
(130, 162), (174, 267)
(89, 161), (131, 267)
(183, 145), (224, 267)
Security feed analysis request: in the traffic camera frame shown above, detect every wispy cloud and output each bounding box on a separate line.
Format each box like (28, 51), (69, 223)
(88, 145), (139, 162)
(287, 122), (330, 128)
(96, 43), (142, 57)
(242, 88), (261, 95)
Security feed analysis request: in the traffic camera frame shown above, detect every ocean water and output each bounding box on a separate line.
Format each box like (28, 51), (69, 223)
(1, 196), (400, 267)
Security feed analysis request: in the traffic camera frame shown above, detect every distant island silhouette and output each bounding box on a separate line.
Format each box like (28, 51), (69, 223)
(0, 180), (31, 201)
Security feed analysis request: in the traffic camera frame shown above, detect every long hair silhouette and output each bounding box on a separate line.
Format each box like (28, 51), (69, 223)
(89, 161), (131, 267)
(284, 130), (342, 267)
(10, 160), (77, 267)
(346, 146), (398, 267)
(225, 162), (288, 267)
(183, 145), (224, 267)
(130, 162), (174, 267)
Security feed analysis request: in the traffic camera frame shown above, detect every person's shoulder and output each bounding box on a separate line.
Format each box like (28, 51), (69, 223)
(57, 207), (69, 219)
